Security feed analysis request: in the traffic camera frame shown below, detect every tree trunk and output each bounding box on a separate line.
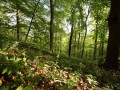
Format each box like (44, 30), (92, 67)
(16, 8), (20, 41)
(77, 32), (81, 57)
(101, 41), (104, 58)
(25, 2), (39, 42)
(50, 0), (54, 51)
(59, 33), (62, 53)
(68, 6), (75, 56)
(74, 31), (77, 56)
(99, 37), (104, 59)
(103, 0), (120, 69)
(68, 22), (74, 56)
(93, 20), (98, 59)
(54, 33), (57, 53)
(81, 8), (90, 58)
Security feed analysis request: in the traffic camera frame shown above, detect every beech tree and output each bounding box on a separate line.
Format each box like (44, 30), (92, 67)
(49, 0), (54, 51)
(68, 5), (76, 56)
(103, 0), (120, 69)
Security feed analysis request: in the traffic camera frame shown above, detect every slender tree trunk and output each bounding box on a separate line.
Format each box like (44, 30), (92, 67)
(93, 20), (98, 59)
(101, 40), (104, 58)
(103, 0), (120, 69)
(68, 22), (74, 56)
(68, 6), (75, 56)
(81, 9), (90, 58)
(99, 43), (101, 57)
(60, 32), (62, 53)
(74, 31), (77, 56)
(77, 32), (81, 56)
(25, 2), (39, 42)
(50, 0), (54, 51)
(99, 37), (104, 59)
(54, 33), (57, 53)
(16, 8), (20, 41)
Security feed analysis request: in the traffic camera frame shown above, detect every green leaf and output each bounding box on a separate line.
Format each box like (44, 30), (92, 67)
(23, 86), (33, 90)
(23, 58), (26, 62)
(2, 67), (8, 74)
(8, 69), (12, 75)
(16, 86), (23, 90)
(0, 86), (9, 90)
(33, 76), (41, 84)
(14, 57), (21, 63)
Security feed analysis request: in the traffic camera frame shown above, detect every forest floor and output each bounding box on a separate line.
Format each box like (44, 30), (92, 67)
(0, 47), (120, 90)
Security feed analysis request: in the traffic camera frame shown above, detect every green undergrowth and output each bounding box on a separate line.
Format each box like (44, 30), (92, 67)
(0, 48), (120, 90)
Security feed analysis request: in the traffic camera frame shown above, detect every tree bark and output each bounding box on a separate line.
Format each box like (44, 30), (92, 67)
(60, 32), (62, 53)
(99, 35), (104, 59)
(81, 8), (90, 58)
(25, 2), (39, 42)
(68, 22), (74, 56)
(68, 6), (75, 56)
(93, 19), (98, 59)
(103, 0), (120, 69)
(77, 32), (81, 57)
(73, 31), (77, 56)
(101, 41), (104, 58)
(16, 8), (20, 41)
(50, 0), (54, 51)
